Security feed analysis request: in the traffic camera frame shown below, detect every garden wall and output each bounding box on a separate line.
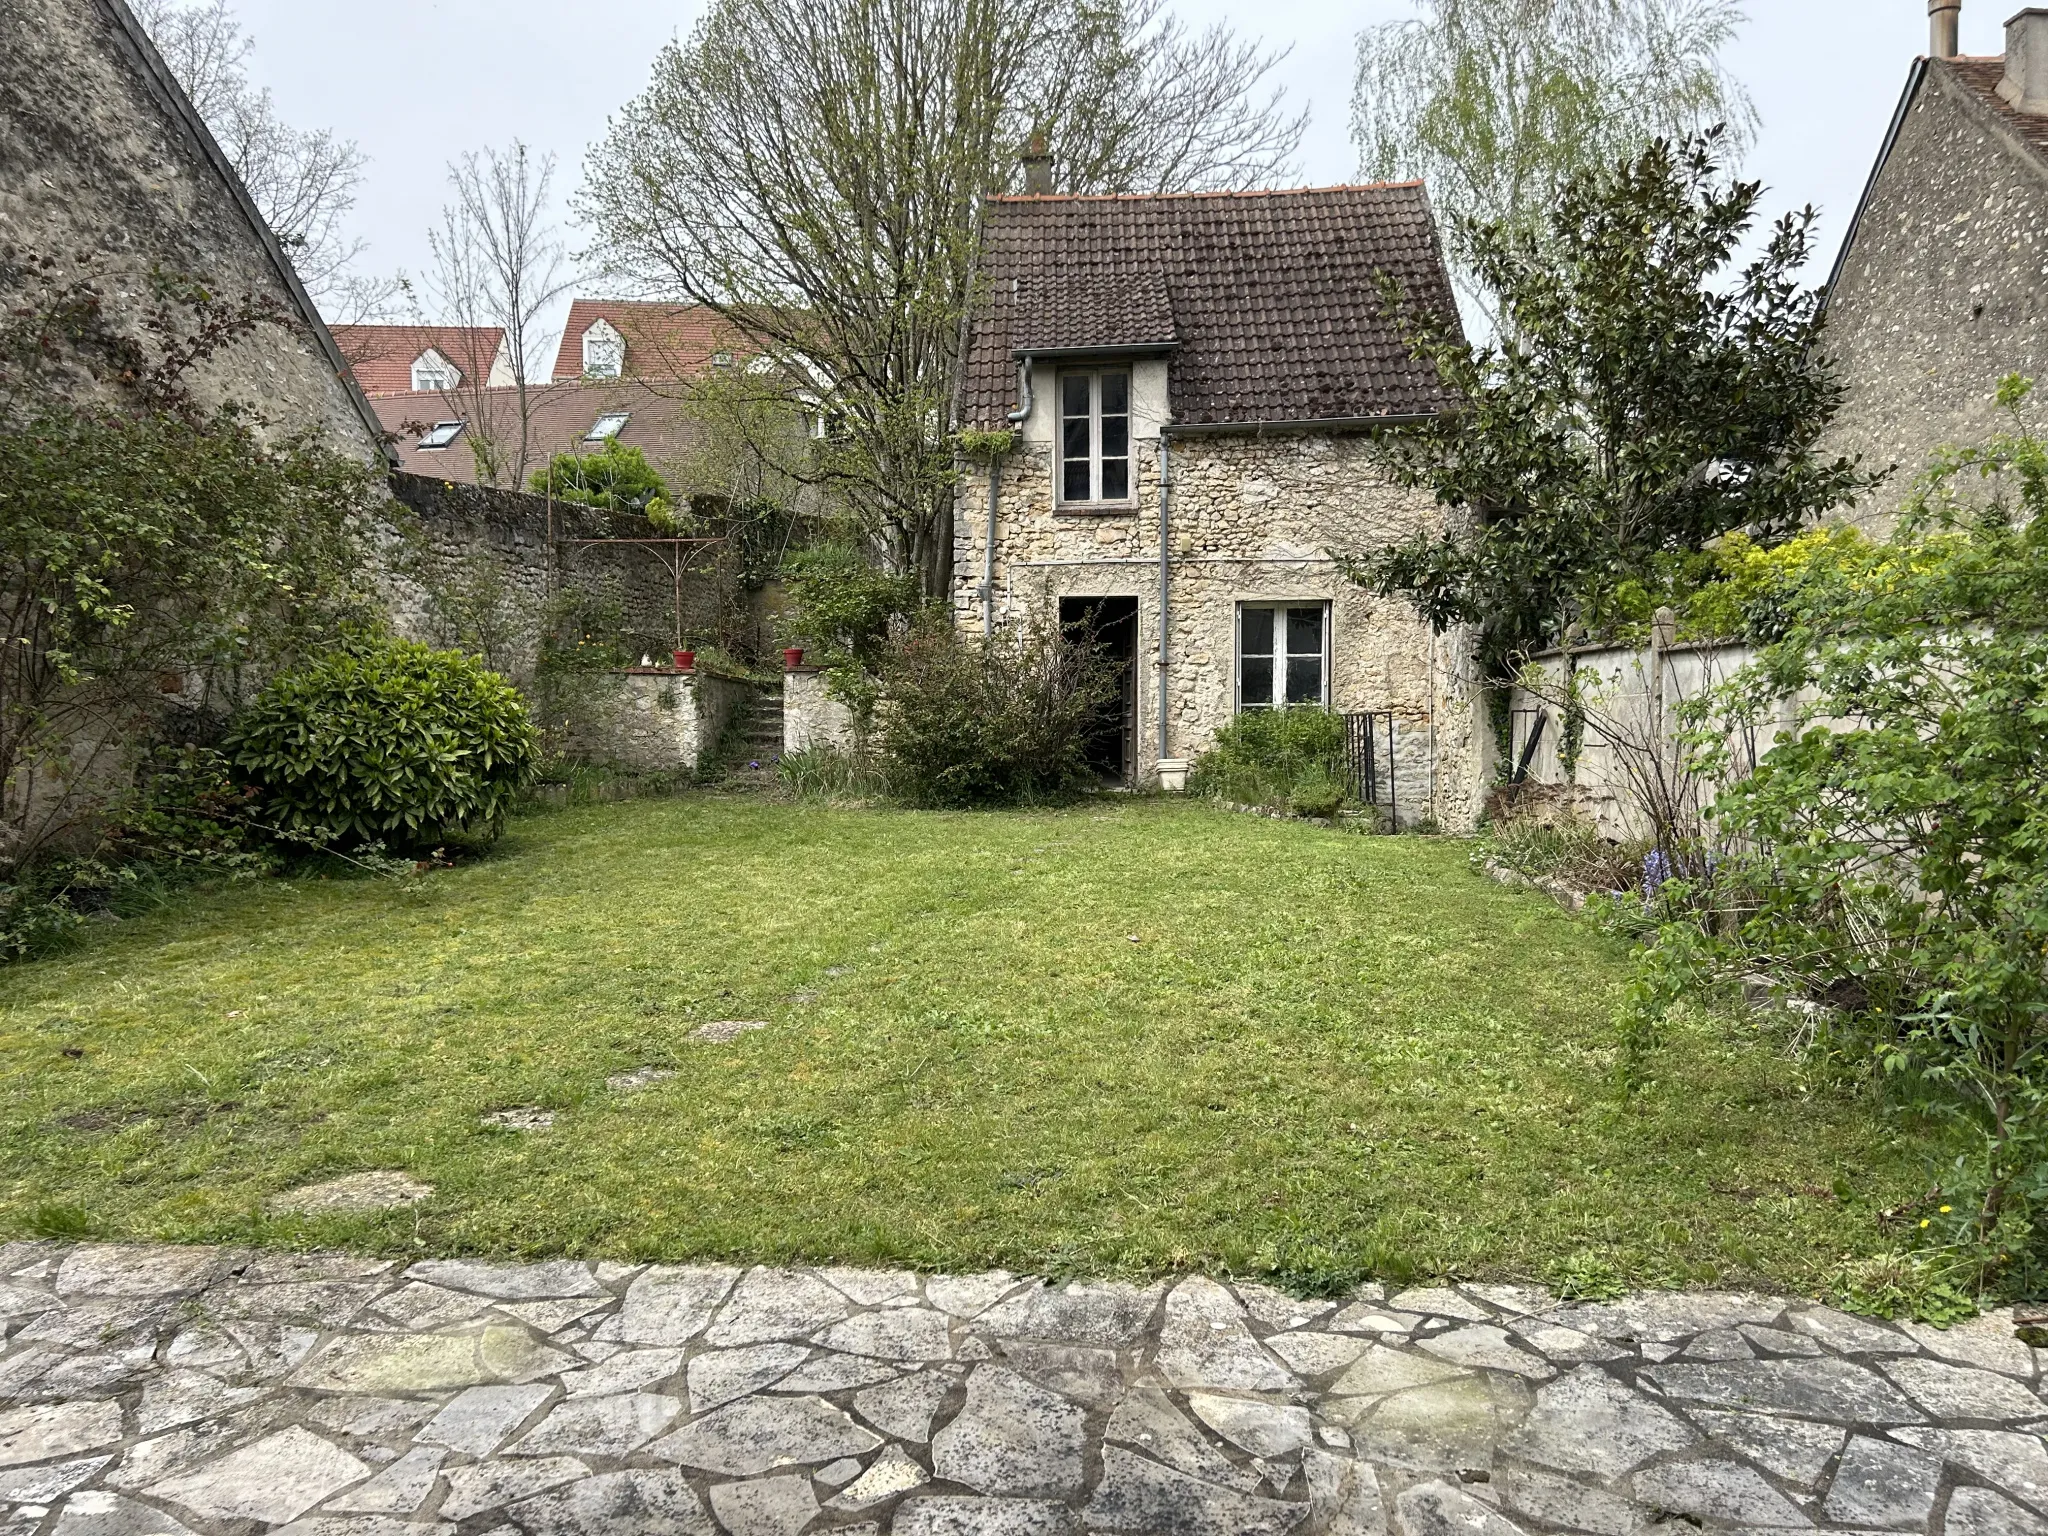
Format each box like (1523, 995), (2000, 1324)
(783, 668), (857, 755)
(1506, 633), (1808, 841)
(385, 475), (732, 688)
(563, 669), (757, 775)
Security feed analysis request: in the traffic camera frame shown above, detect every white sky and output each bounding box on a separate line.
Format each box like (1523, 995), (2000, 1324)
(222, 0), (2013, 343)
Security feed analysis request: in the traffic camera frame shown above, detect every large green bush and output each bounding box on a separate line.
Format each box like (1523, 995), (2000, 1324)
(227, 639), (538, 849)
(1187, 707), (1349, 812)
(876, 620), (1116, 808)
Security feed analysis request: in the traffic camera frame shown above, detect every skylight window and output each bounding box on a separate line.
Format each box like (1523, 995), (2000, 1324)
(586, 412), (630, 442)
(417, 421), (466, 450)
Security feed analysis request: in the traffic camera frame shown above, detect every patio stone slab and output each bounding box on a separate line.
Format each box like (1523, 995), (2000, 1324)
(0, 1243), (2029, 1536)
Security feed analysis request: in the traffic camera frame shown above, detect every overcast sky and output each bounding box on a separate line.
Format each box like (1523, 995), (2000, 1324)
(218, 0), (2012, 342)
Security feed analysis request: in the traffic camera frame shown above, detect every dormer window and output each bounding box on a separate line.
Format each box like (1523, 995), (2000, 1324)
(412, 349), (459, 392)
(417, 420), (466, 450)
(1058, 369), (1131, 505)
(586, 412), (630, 443)
(583, 319), (625, 379)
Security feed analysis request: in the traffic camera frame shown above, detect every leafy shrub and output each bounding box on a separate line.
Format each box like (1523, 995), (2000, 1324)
(529, 439), (673, 520)
(1288, 769), (1345, 820)
(1188, 707), (1348, 812)
(780, 542), (920, 716)
(1629, 378), (2048, 1307)
(876, 619), (1117, 808)
(227, 638), (539, 850)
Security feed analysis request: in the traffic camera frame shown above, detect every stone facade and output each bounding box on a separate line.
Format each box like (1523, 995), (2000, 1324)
(784, 669), (858, 755)
(0, 0), (386, 464)
(1822, 57), (2048, 530)
(952, 360), (1488, 827)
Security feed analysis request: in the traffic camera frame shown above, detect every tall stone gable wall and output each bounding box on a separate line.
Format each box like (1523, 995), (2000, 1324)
(1823, 62), (2048, 530)
(0, 0), (384, 463)
(954, 428), (1489, 829)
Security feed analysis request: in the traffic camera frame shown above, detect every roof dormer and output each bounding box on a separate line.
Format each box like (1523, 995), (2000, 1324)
(412, 348), (460, 392)
(583, 319), (626, 379)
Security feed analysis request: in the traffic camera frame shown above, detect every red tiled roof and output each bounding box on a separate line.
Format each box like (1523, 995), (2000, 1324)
(1945, 57), (2048, 165)
(958, 183), (1462, 431)
(549, 300), (745, 384)
(331, 325), (506, 397)
(369, 380), (703, 487)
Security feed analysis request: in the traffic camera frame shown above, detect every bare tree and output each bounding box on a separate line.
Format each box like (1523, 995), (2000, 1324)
(421, 142), (574, 489)
(130, 0), (377, 305)
(578, 0), (1305, 598)
(1353, 0), (1756, 323)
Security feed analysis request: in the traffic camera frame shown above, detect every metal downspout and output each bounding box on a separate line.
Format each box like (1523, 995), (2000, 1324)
(1157, 432), (1172, 765)
(987, 357), (1034, 635)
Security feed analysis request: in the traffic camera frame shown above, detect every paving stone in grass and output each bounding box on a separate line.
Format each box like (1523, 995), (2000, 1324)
(265, 1171), (433, 1215)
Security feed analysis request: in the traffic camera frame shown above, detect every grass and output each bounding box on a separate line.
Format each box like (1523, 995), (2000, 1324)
(0, 796), (1937, 1293)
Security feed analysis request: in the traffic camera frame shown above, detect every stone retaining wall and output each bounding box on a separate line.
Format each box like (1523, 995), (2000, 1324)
(566, 670), (758, 775)
(784, 669), (858, 755)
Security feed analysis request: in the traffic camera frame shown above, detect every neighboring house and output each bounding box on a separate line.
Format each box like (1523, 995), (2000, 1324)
(551, 300), (746, 384)
(372, 379), (702, 490)
(1822, 5), (2048, 528)
(952, 183), (1487, 825)
(0, 0), (389, 468)
(332, 324), (517, 397)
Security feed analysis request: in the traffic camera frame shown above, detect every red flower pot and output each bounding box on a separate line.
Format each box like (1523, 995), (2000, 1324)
(672, 649), (695, 671)
(783, 647), (806, 670)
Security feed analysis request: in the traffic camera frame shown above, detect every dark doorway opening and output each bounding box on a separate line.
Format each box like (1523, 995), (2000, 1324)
(1060, 595), (1139, 785)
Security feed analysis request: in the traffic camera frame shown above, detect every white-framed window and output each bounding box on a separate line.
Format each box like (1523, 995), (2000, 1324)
(416, 420), (466, 450)
(1237, 602), (1329, 710)
(412, 348), (459, 392)
(583, 319), (625, 378)
(1058, 368), (1131, 505)
(585, 412), (630, 443)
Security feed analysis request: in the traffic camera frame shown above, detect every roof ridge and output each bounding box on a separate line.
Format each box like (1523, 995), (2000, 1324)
(986, 180), (1426, 205)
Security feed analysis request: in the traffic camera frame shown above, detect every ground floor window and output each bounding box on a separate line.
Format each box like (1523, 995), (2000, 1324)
(1238, 602), (1328, 710)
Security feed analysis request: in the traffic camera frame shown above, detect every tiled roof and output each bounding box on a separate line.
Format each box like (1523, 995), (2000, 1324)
(1946, 57), (2048, 166)
(1012, 273), (1178, 353)
(370, 379), (702, 487)
(331, 325), (505, 397)
(549, 300), (744, 384)
(958, 184), (1461, 431)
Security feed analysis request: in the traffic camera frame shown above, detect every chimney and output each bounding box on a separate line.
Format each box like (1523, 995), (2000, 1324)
(1931, 0), (1961, 57)
(2001, 8), (2048, 112)
(1020, 131), (1054, 196)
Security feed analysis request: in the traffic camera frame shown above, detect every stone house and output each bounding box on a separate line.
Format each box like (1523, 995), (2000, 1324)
(1822, 4), (2048, 528)
(949, 182), (1487, 826)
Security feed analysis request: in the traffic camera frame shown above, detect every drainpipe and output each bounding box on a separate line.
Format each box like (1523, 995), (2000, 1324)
(1157, 431), (1173, 769)
(986, 357), (1034, 636)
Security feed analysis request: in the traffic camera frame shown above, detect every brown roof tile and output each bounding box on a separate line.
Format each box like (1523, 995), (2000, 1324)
(1945, 57), (2048, 166)
(371, 379), (702, 487)
(959, 183), (1461, 430)
(550, 299), (744, 384)
(331, 325), (506, 397)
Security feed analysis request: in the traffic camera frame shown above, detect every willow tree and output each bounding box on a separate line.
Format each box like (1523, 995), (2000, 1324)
(577, 0), (1304, 599)
(1352, 0), (1755, 321)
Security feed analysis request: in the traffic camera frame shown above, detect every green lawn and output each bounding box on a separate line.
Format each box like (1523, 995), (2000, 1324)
(0, 796), (1934, 1293)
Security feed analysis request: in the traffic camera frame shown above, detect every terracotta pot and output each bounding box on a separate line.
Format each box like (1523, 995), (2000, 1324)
(783, 647), (806, 670)
(672, 649), (695, 671)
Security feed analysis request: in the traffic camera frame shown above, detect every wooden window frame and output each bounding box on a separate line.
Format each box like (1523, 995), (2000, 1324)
(1056, 368), (1134, 511)
(1235, 601), (1332, 712)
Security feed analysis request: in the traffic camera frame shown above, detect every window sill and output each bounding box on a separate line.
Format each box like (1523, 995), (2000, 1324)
(1053, 502), (1137, 517)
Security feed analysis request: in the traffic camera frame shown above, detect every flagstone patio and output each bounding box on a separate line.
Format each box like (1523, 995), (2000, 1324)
(0, 1242), (2039, 1535)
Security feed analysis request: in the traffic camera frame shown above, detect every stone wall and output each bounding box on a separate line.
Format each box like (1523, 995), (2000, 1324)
(1822, 60), (2048, 531)
(0, 0), (385, 464)
(784, 669), (858, 755)
(385, 475), (729, 689)
(953, 401), (1489, 827)
(566, 669), (757, 775)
